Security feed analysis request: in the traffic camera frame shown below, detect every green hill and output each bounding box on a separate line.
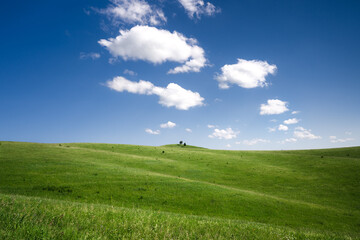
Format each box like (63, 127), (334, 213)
(0, 141), (359, 239)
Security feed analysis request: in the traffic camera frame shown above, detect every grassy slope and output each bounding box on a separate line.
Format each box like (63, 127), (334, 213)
(0, 141), (359, 239)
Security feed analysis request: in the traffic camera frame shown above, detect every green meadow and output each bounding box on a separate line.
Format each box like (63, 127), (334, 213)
(0, 141), (359, 239)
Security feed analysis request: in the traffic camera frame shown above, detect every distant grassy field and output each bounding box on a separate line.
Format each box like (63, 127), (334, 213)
(0, 141), (359, 239)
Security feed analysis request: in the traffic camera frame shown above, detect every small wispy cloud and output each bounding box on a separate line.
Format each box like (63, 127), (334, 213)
(268, 127), (276, 133)
(178, 0), (220, 19)
(237, 138), (270, 146)
(160, 121), (176, 129)
(80, 52), (100, 60)
(123, 69), (137, 76)
(284, 118), (299, 125)
(329, 136), (354, 143)
(279, 138), (297, 144)
(294, 127), (321, 140)
(145, 128), (160, 135)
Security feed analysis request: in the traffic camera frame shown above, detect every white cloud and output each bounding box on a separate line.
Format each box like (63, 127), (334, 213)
(260, 99), (289, 115)
(270, 119), (277, 122)
(80, 52), (100, 60)
(216, 59), (277, 89)
(239, 138), (270, 146)
(178, 0), (219, 19)
(207, 124), (215, 128)
(291, 111), (300, 114)
(123, 69), (137, 76)
(226, 144), (231, 148)
(329, 136), (355, 143)
(108, 57), (118, 64)
(345, 131), (352, 135)
(160, 121), (176, 128)
(145, 128), (160, 135)
(268, 127), (276, 133)
(185, 128), (192, 133)
(106, 76), (154, 95)
(153, 83), (204, 110)
(99, 25), (207, 74)
(279, 138), (297, 144)
(284, 118), (299, 125)
(101, 0), (166, 26)
(106, 76), (204, 110)
(84, 9), (91, 16)
(278, 124), (289, 131)
(209, 128), (238, 140)
(294, 127), (321, 140)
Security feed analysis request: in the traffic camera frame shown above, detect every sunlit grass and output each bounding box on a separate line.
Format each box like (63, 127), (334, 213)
(0, 141), (359, 239)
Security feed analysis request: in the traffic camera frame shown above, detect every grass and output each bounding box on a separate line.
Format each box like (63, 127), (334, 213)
(0, 141), (359, 239)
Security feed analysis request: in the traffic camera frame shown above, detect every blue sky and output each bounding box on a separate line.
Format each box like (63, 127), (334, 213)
(1, 0), (359, 150)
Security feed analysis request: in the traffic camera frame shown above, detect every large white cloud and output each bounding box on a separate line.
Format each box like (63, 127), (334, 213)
(178, 0), (219, 19)
(294, 127), (321, 140)
(99, 25), (207, 74)
(152, 83), (205, 109)
(160, 121), (176, 128)
(216, 59), (277, 89)
(208, 128), (238, 140)
(106, 76), (204, 110)
(101, 0), (166, 26)
(260, 99), (289, 115)
(284, 118), (299, 125)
